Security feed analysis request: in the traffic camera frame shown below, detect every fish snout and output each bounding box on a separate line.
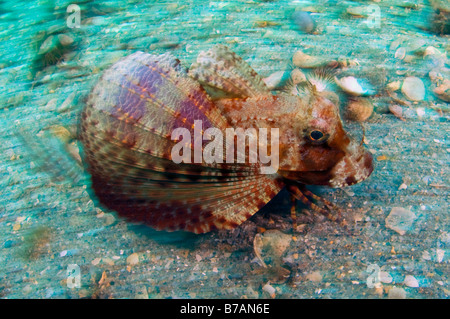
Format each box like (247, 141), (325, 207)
(328, 149), (373, 188)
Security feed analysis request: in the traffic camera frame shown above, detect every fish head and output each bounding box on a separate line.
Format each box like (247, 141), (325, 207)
(277, 93), (373, 187)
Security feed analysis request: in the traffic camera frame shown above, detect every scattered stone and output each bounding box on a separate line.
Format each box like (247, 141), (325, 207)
(387, 81), (402, 91)
(92, 257), (101, 265)
(263, 70), (291, 90)
(292, 11), (315, 33)
(306, 271), (322, 282)
(380, 271), (393, 284)
(429, 67), (450, 101)
(253, 230), (292, 268)
(290, 68), (306, 85)
(135, 286), (149, 299)
(398, 183), (408, 190)
(57, 92), (76, 113)
(47, 125), (73, 143)
(337, 57), (360, 68)
(416, 107), (426, 118)
(102, 213), (116, 226)
(38, 36), (57, 55)
(388, 287), (407, 299)
(22, 285), (32, 295)
(401, 76), (425, 101)
(436, 249), (445, 262)
(385, 207), (417, 235)
(432, 81), (450, 102)
(422, 250), (432, 260)
(57, 34), (74, 46)
(292, 50), (328, 68)
(262, 283), (276, 298)
(398, 1), (419, 9)
(423, 46), (446, 60)
(127, 253), (140, 266)
(346, 6), (368, 18)
(404, 275), (419, 287)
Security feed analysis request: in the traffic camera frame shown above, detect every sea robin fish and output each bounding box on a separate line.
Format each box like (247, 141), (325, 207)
(79, 45), (373, 234)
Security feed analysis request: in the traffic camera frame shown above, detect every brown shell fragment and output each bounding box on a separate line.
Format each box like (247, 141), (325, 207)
(346, 97), (373, 122)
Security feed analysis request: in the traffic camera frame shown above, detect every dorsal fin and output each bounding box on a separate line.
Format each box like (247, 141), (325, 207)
(189, 45), (271, 99)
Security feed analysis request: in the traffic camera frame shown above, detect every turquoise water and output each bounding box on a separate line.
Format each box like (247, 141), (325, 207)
(0, 0), (448, 299)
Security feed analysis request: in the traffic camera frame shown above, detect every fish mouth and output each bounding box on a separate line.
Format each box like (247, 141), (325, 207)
(279, 148), (373, 187)
(278, 169), (335, 185)
(327, 150), (373, 188)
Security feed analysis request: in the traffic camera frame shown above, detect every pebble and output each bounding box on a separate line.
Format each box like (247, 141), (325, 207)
(57, 92), (76, 113)
(423, 46), (446, 59)
(337, 57), (360, 69)
(23, 285), (32, 295)
(253, 230), (292, 268)
(387, 81), (402, 91)
(292, 11), (315, 33)
(135, 286), (149, 299)
(346, 6), (368, 18)
(306, 271), (322, 282)
(432, 81), (450, 102)
(398, 183), (408, 190)
(398, 1), (419, 9)
(292, 50), (328, 68)
(380, 271), (393, 284)
(38, 35), (56, 55)
(404, 275), (419, 287)
(262, 283), (276, 298)
(385, 207), (417, 235)
(345, 97), (373, 122)
(422, 250), (432, 260)
(416, 107), (425, 118)
(401, 76), (425, 101)
(263, 70), (291, 90)
(388, 287), (406, 299)
(91, 257), (101, 265)
(127, 253), (140, 266)
(290, 68), (307, 85)
(102, 213), (116, 226)
(389, 104), (418, 121)
(57, 34), (74, 46)
(436, 249), (445, 263)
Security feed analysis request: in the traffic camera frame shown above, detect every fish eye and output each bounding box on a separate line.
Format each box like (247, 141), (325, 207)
(307, 129), (328, 144)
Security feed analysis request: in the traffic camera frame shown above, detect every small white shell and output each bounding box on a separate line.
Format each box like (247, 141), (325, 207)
(335, 76), (375, 96)
(401, 76), (425, 101)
